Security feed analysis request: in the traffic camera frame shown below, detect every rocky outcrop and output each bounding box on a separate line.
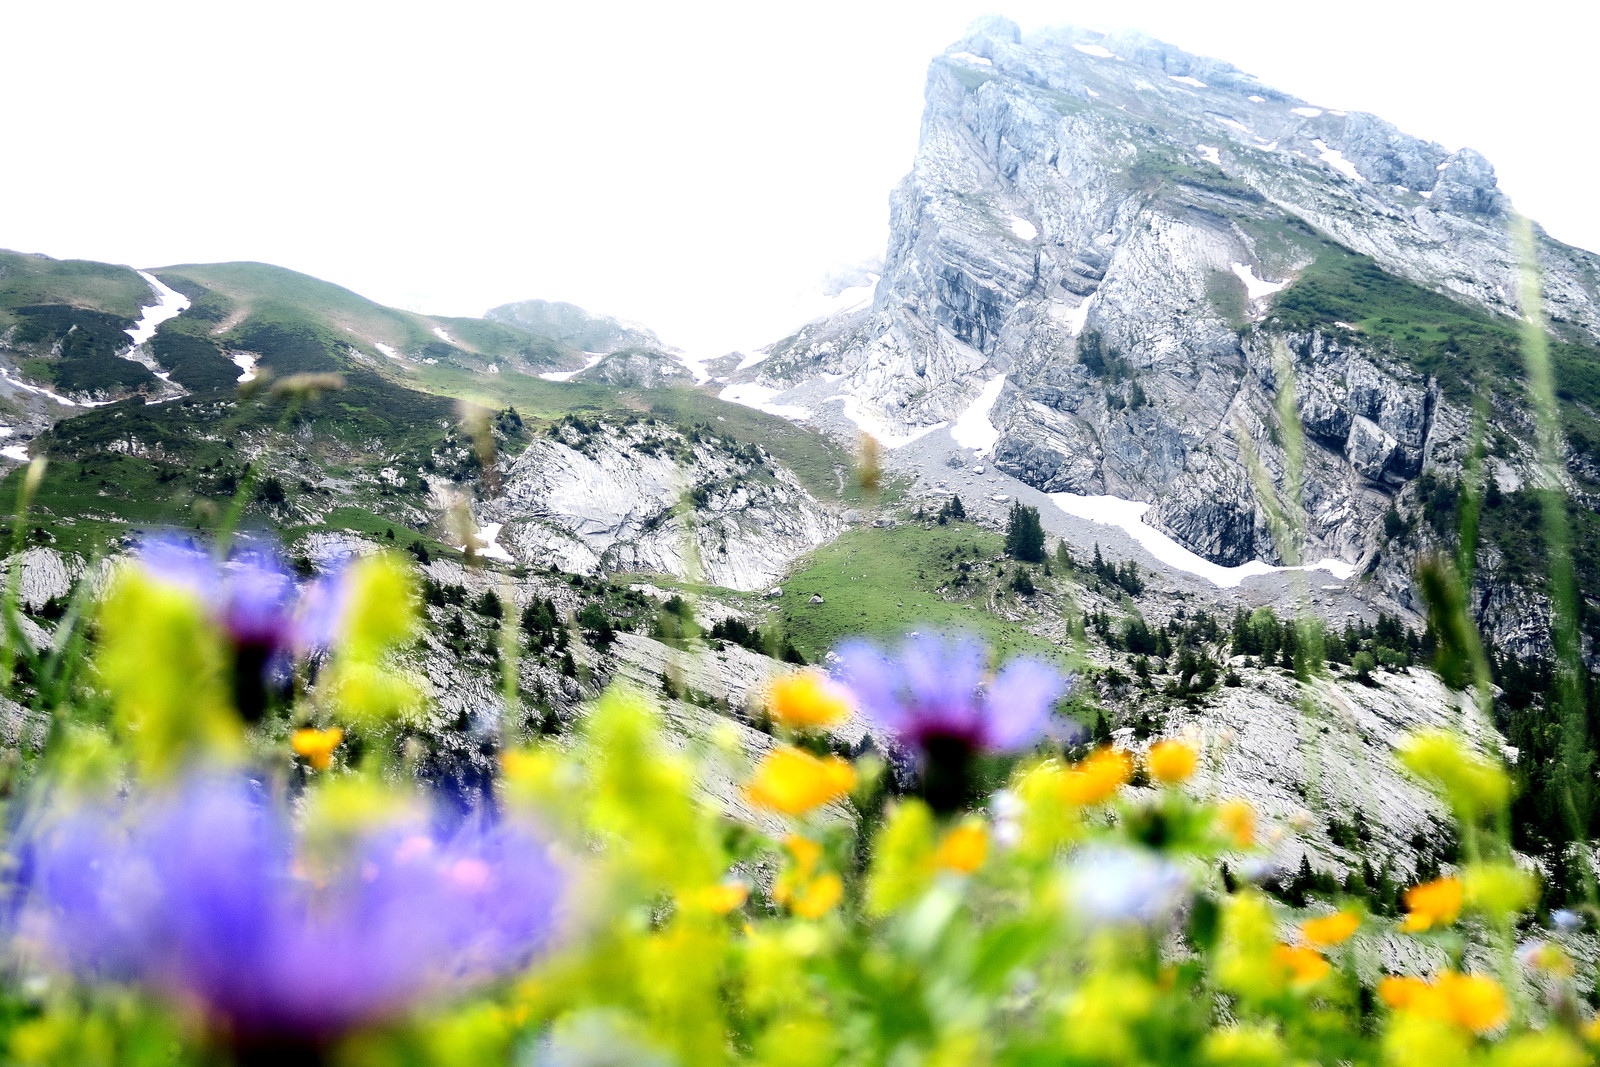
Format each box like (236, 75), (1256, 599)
(728, 19), (1600, 584)
(572, 348), (694, 389)
(482, 419), (840, 591)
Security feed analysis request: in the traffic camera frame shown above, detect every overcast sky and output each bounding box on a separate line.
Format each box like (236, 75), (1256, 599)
(5, 1), (1597, 355)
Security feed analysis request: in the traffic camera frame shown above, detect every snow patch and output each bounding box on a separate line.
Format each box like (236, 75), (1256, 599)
(1437, 160), (1452, 171)
(1290, 106), (1323, 118)
(374, 342), (401, 361)
(950, 375), (1007, 453)
(827, 395), (944, 449)
(1258, 141), (1278, 151)
(1311, 139), (1363, 181)
(735, 347), (774, 372)
(1197, 144), (1222, 166)
(465, 522), (514, 564)
(1230, 263), (1289, 301)
(125, 271), (191, 347)
(0, 445), (29, 463)
(1050, 297), (1094, 335)
(230, 353), (258, 383)
(1008, 215), (1038, 241)
(0, 370), (106, 408)
(1047, 493), (1357, 589)
(539, 352), (606, 382)
(1086, 88), (1100, 98)
(431, 325), (457, 345)
(1169, 75), (1206, 88)
(947, 50), (992, 66)
(1248, 95), (1266, 103)
(1073, 43), (1115, 58)
(1329, 109), (1348, 116)
(1418, 190), (1433, 199)
(719, 383), (812, 421)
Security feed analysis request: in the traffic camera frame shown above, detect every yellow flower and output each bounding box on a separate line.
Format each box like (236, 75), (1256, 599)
(687, 880), (750, 915)
(1148, 739), (1198, 784)
(1299, 909), (1360, 947)
(767, 671), (852, 731)
(1059, 748), (1132, 806)
(1381, 973), (1503, 1033)
(1399, 877), (1462, 932)
(1382, 972), (1508, 1035)
(774, 835), (843, 919)
(745, 747), (856, 815)
(1436, 973), (1509, 1034)
(935, 822), (988, 874)
(1217, 799), (1256, 847)
(790, 872), (843, 919)
(291, 727), (344, 771)
(1378, 975), (1430, 1010)
(1272, 943), (1330, 986)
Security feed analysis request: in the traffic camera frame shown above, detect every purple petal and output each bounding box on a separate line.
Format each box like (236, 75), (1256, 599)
(983, 657), (1067, 751)
(832, 641), (908, 735)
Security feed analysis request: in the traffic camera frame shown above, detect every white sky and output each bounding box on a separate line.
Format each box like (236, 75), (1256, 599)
(4, 0), (1597, 356)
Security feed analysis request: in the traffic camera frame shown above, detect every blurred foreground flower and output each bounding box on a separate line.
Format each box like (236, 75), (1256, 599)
(291, 727), (345, 771)
(1062, 845), (1187, 925)
(766, 670), (853, 731)
(129, 537), (345, 723)
(14, 777), (563, 1058)
(834, 635), (1070, 812)
(1399, 876), (1462, 933)
(1059, 748), (1132, 806)
(1147, 739), (1197, 784)
(1299, 909), (1360, 947)
(1379, 971), (1509, 1034)
(745, 746), (855, 816)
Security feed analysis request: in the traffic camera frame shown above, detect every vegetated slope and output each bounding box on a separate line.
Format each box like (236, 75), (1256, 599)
(0, 251), (161, 404)
(155, 261), (575, 373)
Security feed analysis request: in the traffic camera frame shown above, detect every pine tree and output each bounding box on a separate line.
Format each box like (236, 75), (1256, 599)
(1004, 503), (1045, 562)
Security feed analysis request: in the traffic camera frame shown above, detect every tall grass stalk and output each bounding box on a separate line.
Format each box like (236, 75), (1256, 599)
(1511, 214), (1593, 899)
(1, 458), (46, 695)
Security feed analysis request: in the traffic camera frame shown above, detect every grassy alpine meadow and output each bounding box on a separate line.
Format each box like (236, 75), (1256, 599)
(0, 251), (1593, 1067)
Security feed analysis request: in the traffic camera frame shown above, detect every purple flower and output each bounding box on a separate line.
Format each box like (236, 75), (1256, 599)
(138, 536), (346, 719)
(833, 634), (1072, 755)
(16, 777), (564, 1051)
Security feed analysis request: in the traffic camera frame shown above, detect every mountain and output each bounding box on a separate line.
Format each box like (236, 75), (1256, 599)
(485, 299), (665, 357)
(728, 18), (1600, 658)
(2, 20), (1599, 911)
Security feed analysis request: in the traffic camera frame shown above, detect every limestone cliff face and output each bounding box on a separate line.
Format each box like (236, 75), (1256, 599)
(741, 17), (1600, 584)
(480, 419), (840, 592)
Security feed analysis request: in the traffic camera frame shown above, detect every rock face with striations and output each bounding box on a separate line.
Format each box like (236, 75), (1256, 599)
(738, 17), (1600, 585)
(480, 418), (840, 592)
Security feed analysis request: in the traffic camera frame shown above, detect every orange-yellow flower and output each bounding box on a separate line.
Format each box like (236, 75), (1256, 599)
(1377, 975), (1430, 1010)
(936, 823), (989, 874)
(291, 727), (343, 771)
(1380, 972), (1508, 1034)
(1148, 739), (1198, 784)
(774, 835), (843, 919)
(1059, 748), (1132, 806)
(790, 872), (844, 918)
(688, 880), (750, 915)
(1216, 799), (1255, 847)
(1273, 943), (1330, 986)
(767, 670), (852, 731)
(1300, 909), (1360, 947)
(1399, 877), (1462, 932)
(745, 746), (856, 815)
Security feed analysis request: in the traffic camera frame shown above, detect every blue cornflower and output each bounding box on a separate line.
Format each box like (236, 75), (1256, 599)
(833, 634), (1072, 812)
(15, 776), (563, 1055)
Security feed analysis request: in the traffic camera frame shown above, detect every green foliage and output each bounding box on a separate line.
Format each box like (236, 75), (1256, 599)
(777, 523), (1066, 665)
(1002, 501), (1045, 562)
